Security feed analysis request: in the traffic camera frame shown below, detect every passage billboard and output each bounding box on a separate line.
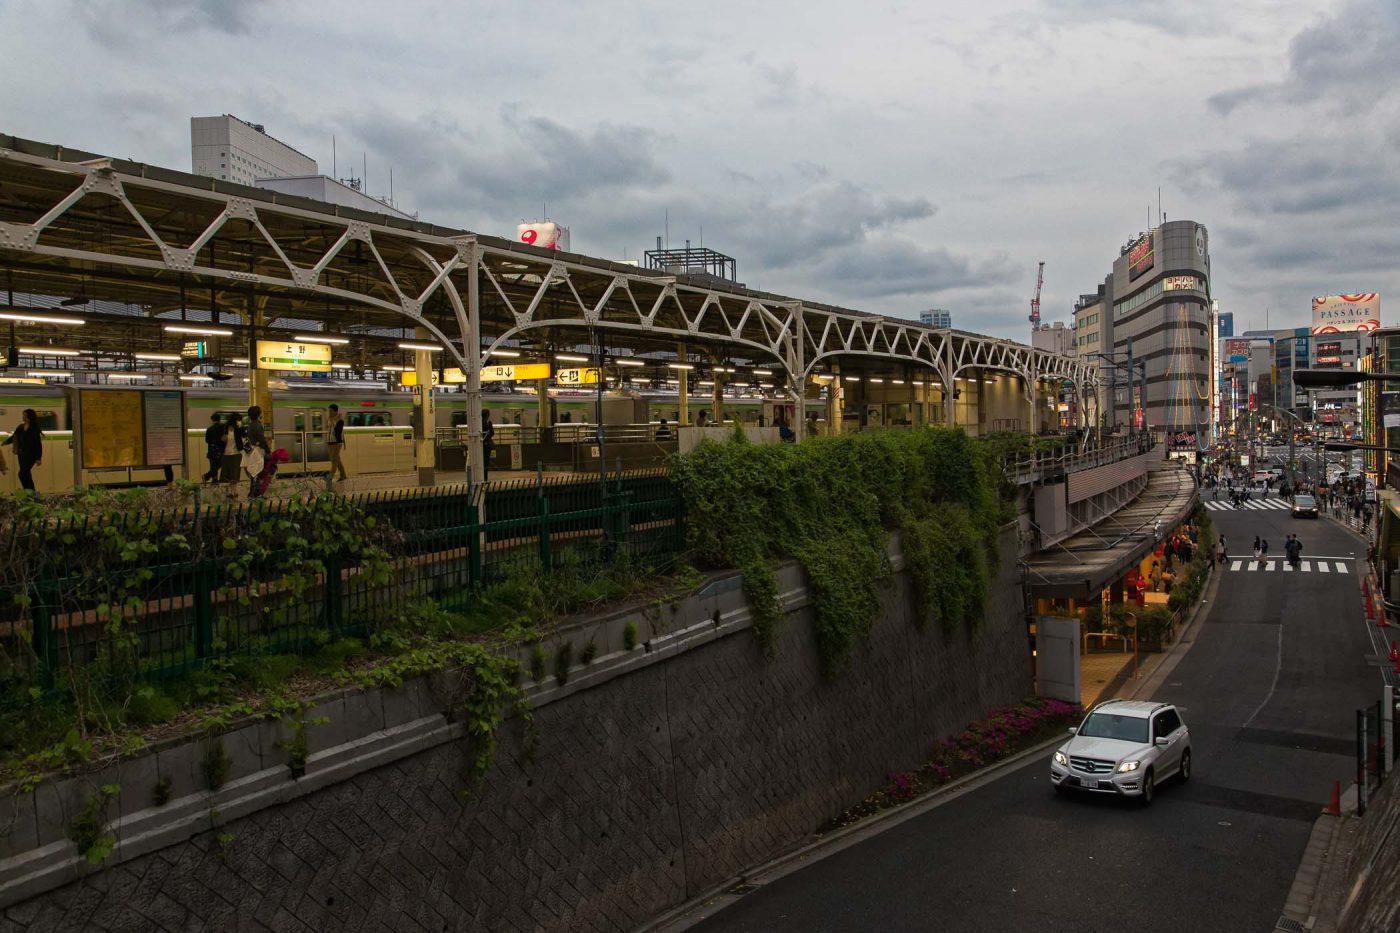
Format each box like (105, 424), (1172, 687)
(1311, 294), (1380, 335)
(1128, 234), (1155, 280)
(516, 222), (571, 251)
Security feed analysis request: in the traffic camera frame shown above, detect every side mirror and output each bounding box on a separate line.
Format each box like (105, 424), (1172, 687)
(1154, 737), (1169, 746)
(1067, 727), (1078, 735)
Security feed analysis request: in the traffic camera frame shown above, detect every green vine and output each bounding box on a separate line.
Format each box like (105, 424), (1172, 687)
(672, 427), (1004, 674)
(66, 783), (119, 865)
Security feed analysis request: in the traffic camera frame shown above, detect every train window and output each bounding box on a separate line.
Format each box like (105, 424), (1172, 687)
(450, 411), (468, 427)
(31, 410), (60, 431)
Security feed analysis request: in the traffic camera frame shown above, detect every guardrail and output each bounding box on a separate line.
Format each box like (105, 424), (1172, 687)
(1001, 434), (1156, 485)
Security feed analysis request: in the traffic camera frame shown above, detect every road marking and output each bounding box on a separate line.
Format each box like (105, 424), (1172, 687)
(1250, 561), (1261, 571)
(1281, 561), (1292, 572)
(1301, 561), (1311, 572)
(1230, 560), (1242, 571)
(1336, 563), (1350, 574)
(1318, 562), (1330, 573)
(1243, 622), (1285, 729)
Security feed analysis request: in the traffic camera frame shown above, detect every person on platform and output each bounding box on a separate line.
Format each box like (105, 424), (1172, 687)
(220, 413), (244, 489)
(244, 406), (271, 499)
(202, 413), (226, 483)
(481, 411), (495, 483)
(655, 417), (671, 440)
(2, 409), (43, 492)
(326, 403), (348, 483)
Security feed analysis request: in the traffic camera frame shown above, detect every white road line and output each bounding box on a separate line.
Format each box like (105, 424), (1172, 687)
(1230, 560), (1242, 571)
(1336, 563), (1350, 574)
(1301, 561), (1311, 572)
(1265, 561), (1276, 572)
(1318, 563), (1330, 573)
(1281, 561), (1292, 572)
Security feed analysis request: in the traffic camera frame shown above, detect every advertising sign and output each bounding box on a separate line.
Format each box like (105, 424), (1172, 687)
(1163, 275), (1202, 292)
(1223, 338), (1250, 362)
(554, 367), (601, 386)
(481, 362), (551, 382)
(1315, 341), (1343, 367)
(1128, 234), (1155, 280)
(142, 391), (185, 465)
(1382, 393), (1400, 430)
(74, 388), (186, 470)
(255, 340), (332, 373)
(1310, 294), (1380, 335)
(516, 222), (571, 251)
(1167, 430), (1197, 451)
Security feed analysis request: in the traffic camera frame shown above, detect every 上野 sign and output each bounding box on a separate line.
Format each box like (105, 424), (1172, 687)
(555, 367), (601, 385)
(255, 340), (332, 373)
(482, 362), (551, 382)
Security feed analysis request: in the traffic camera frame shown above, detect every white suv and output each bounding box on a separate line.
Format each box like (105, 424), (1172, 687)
(1049, 699), (1191, 806)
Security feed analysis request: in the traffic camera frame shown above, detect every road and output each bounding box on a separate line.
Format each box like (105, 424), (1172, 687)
(681, 507), (1389, 933)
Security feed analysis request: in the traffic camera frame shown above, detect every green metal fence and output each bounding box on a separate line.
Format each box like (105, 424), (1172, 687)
(0, 473), (686, 695)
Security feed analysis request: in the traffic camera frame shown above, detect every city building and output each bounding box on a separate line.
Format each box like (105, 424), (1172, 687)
(1217, 310), (1234, 338)
(919, 309), (952, 328)
(1309, 332), (1362, 435)
(1030, 321), (1076, 356)
(253, 175), (415, 220)
(1073, 220), (1213, 446)
(191, 115), (316, 185)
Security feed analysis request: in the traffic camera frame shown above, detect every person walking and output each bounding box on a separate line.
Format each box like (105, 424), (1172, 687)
(481, 410), (495, 483)
(202, 413), (226, 483)
(244, 405), (271, 499)
(219, 413), (244, 489)
(2, 409), (44, 492)
(1253, 536), (1262, 560)
(326, 403), (348, 483)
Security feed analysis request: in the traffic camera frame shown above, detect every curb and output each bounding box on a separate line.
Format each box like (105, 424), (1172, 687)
(635, 731), (1066, 933)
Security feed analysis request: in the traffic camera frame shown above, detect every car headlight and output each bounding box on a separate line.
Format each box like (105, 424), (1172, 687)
(1116, 759), (1140, 773)
(1054, 751), (1068, 766)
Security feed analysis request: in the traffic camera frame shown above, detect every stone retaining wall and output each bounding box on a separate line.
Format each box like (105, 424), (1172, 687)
(0, 530), (1031, 932)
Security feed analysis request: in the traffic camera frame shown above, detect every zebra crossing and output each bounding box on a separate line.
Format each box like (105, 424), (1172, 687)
(1203, 498), (1292, 511)
(1226, 558), (1351, 574)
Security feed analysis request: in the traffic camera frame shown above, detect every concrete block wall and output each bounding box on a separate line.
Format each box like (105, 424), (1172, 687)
(0, 532), (1031, 932)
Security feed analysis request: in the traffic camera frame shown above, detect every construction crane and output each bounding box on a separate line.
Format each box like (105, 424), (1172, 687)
(1028, 261), (1045, 328)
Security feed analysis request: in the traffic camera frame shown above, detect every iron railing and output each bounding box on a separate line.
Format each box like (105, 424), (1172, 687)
(0, 476), (686, 695)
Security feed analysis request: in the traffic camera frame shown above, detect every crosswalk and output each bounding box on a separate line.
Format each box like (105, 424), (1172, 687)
(1227, 559), (1350, 574)
(1203, 498), (1293, 511)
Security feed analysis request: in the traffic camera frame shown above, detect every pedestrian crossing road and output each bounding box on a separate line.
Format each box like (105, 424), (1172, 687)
(1226, 558), (1351, 573)
(1203, 498), (1294, 511)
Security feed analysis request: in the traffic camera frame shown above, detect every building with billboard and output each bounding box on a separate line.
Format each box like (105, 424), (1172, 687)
(1312, 294), (1380, 335)
(1072, 220), (1212, 445)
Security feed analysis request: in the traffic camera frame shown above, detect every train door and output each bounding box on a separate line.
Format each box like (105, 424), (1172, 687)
(274, 407), (330, 473)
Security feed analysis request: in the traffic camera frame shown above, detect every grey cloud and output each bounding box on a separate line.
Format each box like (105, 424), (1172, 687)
(74, 0), (269, 47)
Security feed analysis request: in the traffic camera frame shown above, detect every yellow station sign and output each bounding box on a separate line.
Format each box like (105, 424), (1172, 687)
(482, 362), (551, 382)
(255, 340), (332, 373)
(554, 367), (601, 386)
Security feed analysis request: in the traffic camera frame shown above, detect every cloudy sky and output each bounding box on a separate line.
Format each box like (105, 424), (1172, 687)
(2, 0), (1396, 340)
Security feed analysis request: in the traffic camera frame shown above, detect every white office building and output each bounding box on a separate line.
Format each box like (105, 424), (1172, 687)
(191, 115), (317, 186)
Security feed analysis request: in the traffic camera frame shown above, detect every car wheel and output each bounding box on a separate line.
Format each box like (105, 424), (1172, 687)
(1179, 749), (1191, 783)
(1139, 769), (1155, 807)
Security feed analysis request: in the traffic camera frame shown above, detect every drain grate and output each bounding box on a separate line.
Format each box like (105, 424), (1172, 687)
(1273, 916), (1305, 933)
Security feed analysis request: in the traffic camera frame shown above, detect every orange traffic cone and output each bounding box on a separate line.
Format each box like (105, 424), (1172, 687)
(1324, 780), (1342, 816)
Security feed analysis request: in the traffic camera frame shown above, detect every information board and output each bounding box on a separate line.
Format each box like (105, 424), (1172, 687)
(78, 390), (145, 468)
(555, 367), (601, 386)
(255, 340), (332, 373)
(482, 362), (551, 382)
(143, 391), (185, 465)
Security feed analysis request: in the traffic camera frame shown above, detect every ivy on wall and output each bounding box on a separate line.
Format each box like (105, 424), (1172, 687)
(671, 428), (1006, 675)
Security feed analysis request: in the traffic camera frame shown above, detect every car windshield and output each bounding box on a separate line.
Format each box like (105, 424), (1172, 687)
(1295, 496), (1316, 507)
(1077, 712), (1149, 743)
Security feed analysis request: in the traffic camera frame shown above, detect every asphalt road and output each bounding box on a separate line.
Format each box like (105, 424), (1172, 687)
(682, 507), (1388, 933)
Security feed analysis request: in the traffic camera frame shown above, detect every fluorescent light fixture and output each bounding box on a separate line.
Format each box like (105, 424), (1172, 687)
(134, 353), (181, 362)
(292, 334), (350, 345)
(667, 363), (695, 371)
(164, 325), (234, 337)
(485, 349), (521, 358)
(614, 358), (647, 367)
(844, 376), (861, 382)
(230, 358), (250, 365)
(913, 380), (925, 386)
(0, 311), (86, 326)
(892, 379), (906, 385)
(696, 381), (715, 387)
(107, 373), (149, 381)
(870, 378), (884, 384)
(19, 346), (81, 356)
(397, 342), (441, 352)
(555, 353), (590, 362)
(380, 364), (408, 372)
(752, 369), (773, 376)
(179, 374), (213, 381)
(27, 370), (70, 378)
(665, 379), (679, 385)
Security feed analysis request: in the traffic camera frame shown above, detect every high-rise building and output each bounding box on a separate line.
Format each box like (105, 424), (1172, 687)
(191, 115), (317, 186)
(919, 309), (952, 328)
(1072, 220), (1212, 446)
(1217, 311), (1234, 338)
(1031, 322), (1076, 356)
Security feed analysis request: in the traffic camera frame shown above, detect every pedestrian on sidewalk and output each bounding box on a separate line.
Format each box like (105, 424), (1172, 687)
(1253, 536), (1261, 560)
(326, 403), (348, 483)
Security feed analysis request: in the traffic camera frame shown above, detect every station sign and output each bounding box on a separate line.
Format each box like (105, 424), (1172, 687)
(555, 367), (601, 386)
(181, 340), (211, 359)
(482, 362), (550, 382)
(255, 340), (332, 373)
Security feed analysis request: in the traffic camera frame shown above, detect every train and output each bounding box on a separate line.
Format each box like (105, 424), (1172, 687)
(0, 382), (826, 492)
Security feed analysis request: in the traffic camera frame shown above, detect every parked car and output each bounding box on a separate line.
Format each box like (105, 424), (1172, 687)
(1050, 699), (1191, 806)
(1291, 495), (1319, 519)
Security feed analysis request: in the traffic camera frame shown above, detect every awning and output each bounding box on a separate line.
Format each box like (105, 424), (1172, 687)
(1023, 462), (1200, 600)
